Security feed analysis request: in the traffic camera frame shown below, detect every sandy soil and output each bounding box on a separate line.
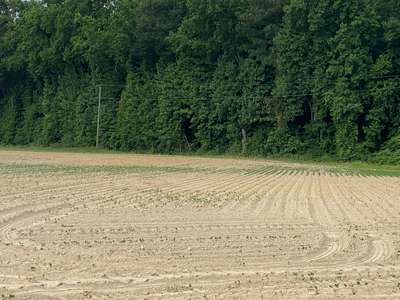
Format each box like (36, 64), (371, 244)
(0, 150), (399, 299)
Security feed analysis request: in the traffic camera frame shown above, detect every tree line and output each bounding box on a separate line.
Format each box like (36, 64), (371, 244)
(0, 0), (399, 162)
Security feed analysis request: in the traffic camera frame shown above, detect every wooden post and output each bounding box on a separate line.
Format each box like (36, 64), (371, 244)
(96, 85), (102, 148)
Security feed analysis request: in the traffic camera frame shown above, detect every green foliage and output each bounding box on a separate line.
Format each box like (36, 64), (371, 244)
(116, 71), (158, 150)
(0, 0), (399, 163)
(370, 133), (400, 164)
(266, 129), (305, 155)
(0, 97), (17, 144)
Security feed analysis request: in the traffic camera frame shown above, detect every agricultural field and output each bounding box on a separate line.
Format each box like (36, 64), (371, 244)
(0, 150), (400, 299)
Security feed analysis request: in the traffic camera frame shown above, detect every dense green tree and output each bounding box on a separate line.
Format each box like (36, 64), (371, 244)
(271, 0), (400, 159)
(0, 0), (399, 162)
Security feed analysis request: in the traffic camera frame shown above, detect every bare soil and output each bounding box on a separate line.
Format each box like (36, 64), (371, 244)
(0, 150), (399, 299)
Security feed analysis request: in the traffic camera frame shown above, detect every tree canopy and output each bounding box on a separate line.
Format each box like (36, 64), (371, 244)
(0, 0), (399, 162)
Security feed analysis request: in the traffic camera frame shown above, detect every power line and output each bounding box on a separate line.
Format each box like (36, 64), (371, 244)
(95, 83), (126, 88)
(95, 74), (400, 87)
(92, 85), (400, 102)
(2, 75), (400, 103)
(93, 74), (400, 93)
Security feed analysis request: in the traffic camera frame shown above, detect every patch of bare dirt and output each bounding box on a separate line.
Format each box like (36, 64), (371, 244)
(0, 150), (399, 299)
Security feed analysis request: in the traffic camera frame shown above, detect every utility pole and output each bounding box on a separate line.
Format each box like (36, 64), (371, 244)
(96, 84), (102, 148)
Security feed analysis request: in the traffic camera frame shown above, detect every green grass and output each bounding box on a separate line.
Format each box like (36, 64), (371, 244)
(0, 161), (205, 176)
(260, 157), (400, 177)
(1, 145), (399, 177)
(334, 161), (400, 177)
(0, 145), (119, 154)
